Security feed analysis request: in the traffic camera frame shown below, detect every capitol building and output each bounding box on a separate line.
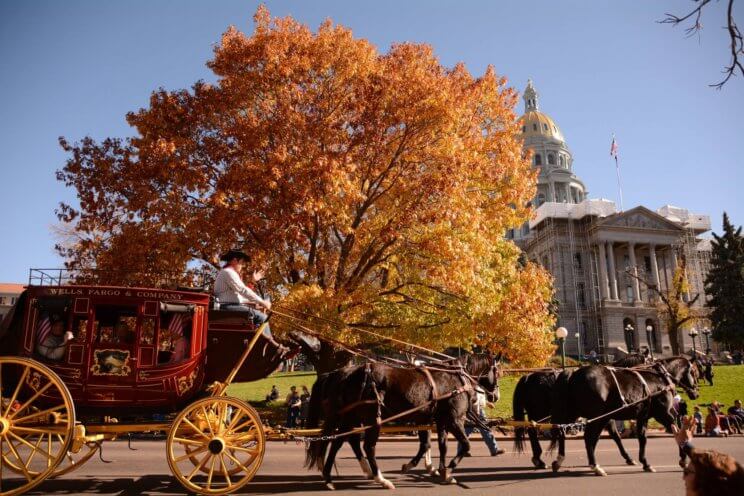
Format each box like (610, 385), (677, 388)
(510, 81), (712, 360)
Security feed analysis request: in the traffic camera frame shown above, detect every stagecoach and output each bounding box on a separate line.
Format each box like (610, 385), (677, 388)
(0, 269), (289, 495)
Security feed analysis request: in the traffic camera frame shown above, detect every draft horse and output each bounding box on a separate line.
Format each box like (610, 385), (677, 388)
(512, 370), (639, 469)
(305, 354), (500, 489)
(549, 356), (699, 476)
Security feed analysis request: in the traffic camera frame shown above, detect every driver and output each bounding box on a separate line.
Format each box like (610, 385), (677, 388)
(214, 249), (286, 351)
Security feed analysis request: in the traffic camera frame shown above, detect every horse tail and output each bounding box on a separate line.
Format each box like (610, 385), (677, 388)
(548, 370), (572, 453)
(512, 375), (529, 453)
(304, 376), (331, 470)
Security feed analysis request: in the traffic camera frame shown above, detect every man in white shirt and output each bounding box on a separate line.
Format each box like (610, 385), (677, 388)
(214, 250), (284, 349)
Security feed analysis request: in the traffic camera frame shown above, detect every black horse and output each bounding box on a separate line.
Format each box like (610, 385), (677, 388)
(612, 350), (653, 368)
(549, 356), (699, 476)
(512, 370), (640, 470)
(305, 354), (500, 489)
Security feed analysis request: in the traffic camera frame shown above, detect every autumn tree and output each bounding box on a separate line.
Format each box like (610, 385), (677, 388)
(627, 256), (702, 355)
(56, 7), (555, 366)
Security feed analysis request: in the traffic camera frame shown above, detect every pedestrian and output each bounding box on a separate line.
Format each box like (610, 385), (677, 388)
(457, 391), (505, 457)
(704, 359), (714, 386)
(286, 386), (301, 427)
(299, 385), (311, 427)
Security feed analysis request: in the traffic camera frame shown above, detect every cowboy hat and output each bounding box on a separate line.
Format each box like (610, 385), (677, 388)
(219, 249), (251, 262)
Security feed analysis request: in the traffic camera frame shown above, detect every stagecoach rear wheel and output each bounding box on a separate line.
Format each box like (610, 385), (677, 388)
(166, 396), (265, 495)
(0, 356), (76, 496)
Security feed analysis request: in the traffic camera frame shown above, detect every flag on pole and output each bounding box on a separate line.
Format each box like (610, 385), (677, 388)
(36, 315), (52, 344)
(610, 134), (624, 211)
(167, 313), (192, 337)
(610, 136), (619, 159)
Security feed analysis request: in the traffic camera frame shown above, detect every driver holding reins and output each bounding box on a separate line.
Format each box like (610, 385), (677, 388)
(213, 249), (287, 352)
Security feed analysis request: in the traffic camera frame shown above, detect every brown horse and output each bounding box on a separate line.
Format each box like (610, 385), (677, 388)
(306, 354), (500, 489)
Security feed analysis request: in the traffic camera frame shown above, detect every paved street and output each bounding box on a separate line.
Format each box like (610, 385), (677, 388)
(18, 434), (744, 495)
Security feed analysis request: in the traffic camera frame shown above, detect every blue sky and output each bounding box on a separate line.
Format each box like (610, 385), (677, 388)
(1, 0), (742, 283)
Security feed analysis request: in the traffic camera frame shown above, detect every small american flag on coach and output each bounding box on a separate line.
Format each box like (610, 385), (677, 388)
(36, 315), (52, 344)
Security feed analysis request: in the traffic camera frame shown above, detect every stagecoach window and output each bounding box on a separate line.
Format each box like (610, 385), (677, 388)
(94, 305), (137, 345)
(34, 297), (73, 361)
(158, 311), (193, 364)
(140, 318), (156, 345)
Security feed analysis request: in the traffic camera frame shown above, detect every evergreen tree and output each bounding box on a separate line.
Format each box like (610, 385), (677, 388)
(705, 213), (744, 349)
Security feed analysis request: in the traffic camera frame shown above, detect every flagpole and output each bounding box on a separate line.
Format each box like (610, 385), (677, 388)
(615, 155), (624, 212)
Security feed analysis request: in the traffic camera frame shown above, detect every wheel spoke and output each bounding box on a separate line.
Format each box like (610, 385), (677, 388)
(206, 454), (216, 489)
(223, 450), (250, 474)
(225, 409), (246, 432)
(12, 425), (69, 436)
(4, 366), (30, 417)
(181, 417), (210, 441)
(226, 444), (259, 455)
(7, 431), (55, 462)
(23, 433), (45, 468)
(228, 418), (256, 435)
(185, 452), (210, 482)
(200, 405), (215, 437)
(13, 403), (68, 425)
(4, 434), (33, 481)
(219, 454), (232, 486)
(174, 445), (208, 463)
(8, 380), (54, 420)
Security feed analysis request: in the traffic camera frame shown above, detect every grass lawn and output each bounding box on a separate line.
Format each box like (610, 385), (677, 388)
(226, 365), (744, 426)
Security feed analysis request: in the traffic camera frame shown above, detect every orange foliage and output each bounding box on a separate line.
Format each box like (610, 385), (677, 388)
(57, 7), (555, 366)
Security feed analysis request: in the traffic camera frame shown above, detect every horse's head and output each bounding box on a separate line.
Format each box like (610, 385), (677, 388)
(658, 357), (700, 400)
(465, 352), (502, 403)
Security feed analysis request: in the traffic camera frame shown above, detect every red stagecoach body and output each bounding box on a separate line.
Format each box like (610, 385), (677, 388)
(0, 282), (278, 415)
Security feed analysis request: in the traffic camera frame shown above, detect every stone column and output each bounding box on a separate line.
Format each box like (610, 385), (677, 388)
(649, 244), (661, 287)
(607, 241), (619, 300)
(549, 181), (556, 202)
(628, 242), (640, 302)
(565, 183), (571, 203)
(597, 243), (609, 300)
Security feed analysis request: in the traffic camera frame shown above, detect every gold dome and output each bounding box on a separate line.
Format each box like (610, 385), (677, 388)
(518, 110), (565, 142)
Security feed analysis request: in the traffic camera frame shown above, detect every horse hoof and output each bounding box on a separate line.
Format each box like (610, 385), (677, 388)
(532, 457), (547, 469)
(679, 460), (687, 469)
(447, 477), (458, 485)
(401, 463), (412, 473)
(551, 461), (561, 473)
(644, 465), (656, 473)
(626, 459), (638, 466)
(325, 482), (336, 491)
(382, 481), (396, 490)
(592, 466), (607, 477)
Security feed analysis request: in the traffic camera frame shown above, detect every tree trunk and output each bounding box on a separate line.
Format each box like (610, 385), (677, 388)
(668, 326), (681, 355)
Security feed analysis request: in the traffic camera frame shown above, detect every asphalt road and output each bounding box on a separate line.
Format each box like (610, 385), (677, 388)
(17, 434), (744, 495)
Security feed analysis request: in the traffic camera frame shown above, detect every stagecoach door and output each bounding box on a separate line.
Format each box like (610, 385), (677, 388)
(85, 302), (139, 403)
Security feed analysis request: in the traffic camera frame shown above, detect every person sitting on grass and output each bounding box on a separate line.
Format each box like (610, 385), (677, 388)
(705, 406), (728, 437)
(265, 385), (279, 403)
(673, 416), (744, 495)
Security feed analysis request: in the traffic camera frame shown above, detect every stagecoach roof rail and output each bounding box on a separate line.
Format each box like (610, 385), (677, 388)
(27, 267), (214, 289)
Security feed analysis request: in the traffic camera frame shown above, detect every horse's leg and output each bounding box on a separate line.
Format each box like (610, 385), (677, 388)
(551, 428), (566, 472)
(528, 427), (546, 469)
(436, 419), (448, 479)
(349, 434), (372, 479)
(363, 426), (394, 490)
(584, 422), (607, 476)
(442, 419), (470, 484)
(402, 430), (434, 475)
(636, 418), (654, 473)
(423, 430), (438, 475)
(606, 421), (637, 465)
(322, 437), (345, 490)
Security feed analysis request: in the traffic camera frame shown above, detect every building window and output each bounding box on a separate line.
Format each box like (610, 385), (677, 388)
(506, 229), (514, 239)
(532, 124), (537, 131)
(535, 154), (542, 166)
(542, 255), (550, 270)
(574, 252), (582, 269)
(626, 285), (633, 301)
(522, 125), (526, 133)
(537, 193), (546, 206)
(644, 256), (652, 272)
(548, 153), (555, 165)
(542, 123), (548, 131)
(522, 224), (530, 236)
(577, 283), (586, 309)
(559, 155), (565, 167)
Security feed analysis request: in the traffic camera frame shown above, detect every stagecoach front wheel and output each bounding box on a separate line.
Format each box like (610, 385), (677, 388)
(166, 396), (265, 495)
(0, 356), (76, 496)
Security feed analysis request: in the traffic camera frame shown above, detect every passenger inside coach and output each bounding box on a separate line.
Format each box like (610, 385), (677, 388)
(36, 315), (74, 361)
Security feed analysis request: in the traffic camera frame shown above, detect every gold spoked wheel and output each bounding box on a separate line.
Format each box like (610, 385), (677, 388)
(2, 437), (99, 478)
(0, 356), (76, 496)
(166, 397), (265, 495)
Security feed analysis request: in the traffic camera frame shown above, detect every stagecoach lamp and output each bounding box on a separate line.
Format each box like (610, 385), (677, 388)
(555, 327), (568, 340)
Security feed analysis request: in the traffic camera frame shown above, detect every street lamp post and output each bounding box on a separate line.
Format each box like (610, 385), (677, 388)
(689, 328), (699, 357)
(645, 324), (654, 359)
(574, 332), (581, 359)
(625, 323), (635, 352)
(702, 328), (712, 355)
(555, 327), (568, 369)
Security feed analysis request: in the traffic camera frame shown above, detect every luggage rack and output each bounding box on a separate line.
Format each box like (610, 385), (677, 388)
(28, 267), (213, 289)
